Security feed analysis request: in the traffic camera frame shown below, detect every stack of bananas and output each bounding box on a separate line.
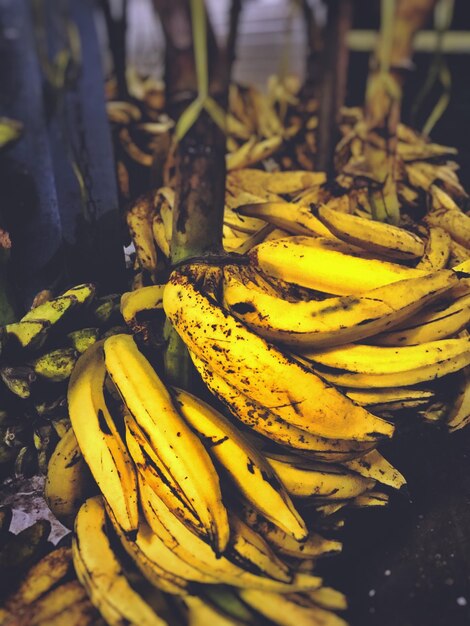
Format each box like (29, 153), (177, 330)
(0, 283), (125, 478)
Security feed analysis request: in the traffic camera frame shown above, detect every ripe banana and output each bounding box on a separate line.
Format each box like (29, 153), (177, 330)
(127, 194), (159, 281)
(173, 387), (307, 540)
(30, 347), (79, 382)
(352, 490), (389, 507)
(235, 201), (336, 237)
(13, 580), (89, 626)
(0, 365), (35, 398)
(182, 595), (246, 626)
(446, 333), (470, 431)
(223, 265), (459, 349)
(139, 476), (322, 593)
(416, 226), (451, 270)
(238, 589), (348, 626)
(265, 454), (375, 499)
(345, 387), (435, 412)
(73, 497), (169, 626)
(190, 351), (376, 462)
(304, 338), (470, 387)
(342, 449), (406, 490)
(44, 427), (96, 528)
(68, 341), (138, 534)
(103, 333), (229, 555)
(372, 292), (470, 346)
(427, 185), (470, 247)
(120, 285), (165, 326)
(249, 236), (425, 296)
(67, 328), (100, 353)
(317, 204), (425, 260)
(164, 267), (394, 442)
(308, 587), (348, 611)
(4, 320), (51, 352)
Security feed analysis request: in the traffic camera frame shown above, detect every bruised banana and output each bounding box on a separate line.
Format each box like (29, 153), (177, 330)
(416, 226), (451, 270)
(427, 185), (470, 248)
(73, 497), (169, 626)
(164, 268), (394, 442)
(68, 341), (138, 534)
(372, 292), (470, 346)
(139, 476), (323, 592)
(238, 589), (347, 626)
(190, 351), (377, 462)
(249, 236), (425, 296)
(173, 387), (307, 540)
(304, 338), (470, 388)
(265, 454), (375, 500)
(103, 333), (229, 555)
(127, 194), (159, 281)
(345, 387), (435, 412)
(67, 328), (100, 353)
(317, 204), (425, 260)
(30, 347), (79, 382)
(44, 427), (96, 528)
(223, 265), (459, 349)
(12, 580), (90, 626)
(342, 449), (406, 490)
(235, 201), (336, 238)
(120, 285), (165, 325)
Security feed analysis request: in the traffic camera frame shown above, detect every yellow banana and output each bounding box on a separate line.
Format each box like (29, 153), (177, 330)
(190, 351), (376, 462)
(235, 202), (336, 238)
(352, 490), (389, 507)
(426, 185), (470, 248)
(3, 320), (51, 351)
(139, 476), (322, 593)
(67, 328), (100, 353)
(304, 338), (470, 387)
(103, 333), (229, 555)
(316, 204), (425, 260)
(0, 365), (35, 398)
(120, 285), (165, 326)
(152, 213), (171, 258)
(308, 587), (348, 611)
(173, 387), (307, 540)
(30, 347), (79, 382)
(249, 236), (425, 296)
(416, 226), (451, 270)
(44, 427), (96, 529)
(68, 341), (138, 534)
(265, 454), (375, 500)
(164, 268), (394, 442)
(238, 589), (347, 626)
(182, 595), (246, 626)
(447, 332), (470, 431)
(127, 194), (159, 281)
(345, 387), (435, 411)
(13, 580), (89, 626)
(449, 239), (470, 265)
(223, 265), (459, 349)
(73, 497), (169, 626)
(342, 449), (406, 490)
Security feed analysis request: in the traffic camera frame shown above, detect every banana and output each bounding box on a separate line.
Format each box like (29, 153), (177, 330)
(226, 137), (257, 171)
(265, 454), (375, 500)
(240, 506), (342, 559)
(223, 265), (460, 349)
(316, 204), (425, 260)
(13, 580), (89, 626)
(92, 294), (121, 325)
(44, 427), (96, 528)
(235, 202), (336, 238)
(449, 239), (470, 265)
(342, 449), (405, 490)
(249, 236), (425, 296)
(173, 387), (307, 540)
(182, 595), (247, 626)
(304, 338), (470, 387)
(238, 589), (348, 626)
(139, 476), (322, 593)
(352, 490), (389, 507)
(30, 347), (79, 382)
(124, 412), (205, 536)
(201, 587), (256, 623)
(416, 226), (451, 270)
(103, 333), (229, 555)
(308, 587), (348, 612)
(127, 194), (159, 281)
(345, 387), (435, 411)
(0, 365), (36, 398)
(68, 341), (138, 534)
(34, 597), (101, 626)
(104, 503), (192, 594)
(120, 285), (165, 326)
(73, 497), (169, 626)
(4, 320), (51, 351)
(164, 268), (394, 442)
(60, 283), (96, 306)
(20, 295), (77, 325)
(67, 328), (100, 354)
(372, 292), (470, 346)
(190, 351), (376, 462)
(4, 546), (73, 611)
(446, 333), (470, 431)
(426, 186), (470, 248)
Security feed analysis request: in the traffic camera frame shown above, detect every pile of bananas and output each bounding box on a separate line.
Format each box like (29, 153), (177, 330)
(0, 283), (125, 478)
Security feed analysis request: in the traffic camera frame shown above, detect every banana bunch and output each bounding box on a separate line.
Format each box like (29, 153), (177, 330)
(0, 282), (128, 478)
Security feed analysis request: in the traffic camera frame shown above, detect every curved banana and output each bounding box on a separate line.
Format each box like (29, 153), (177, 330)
(164, 268), (393, 442)
(308, 587), (348, 611)
(304, 338), (470, 388)
(190, 351), (376, 462)
(30, 348), (79, 382)
(265, 454), (375, 499)
(103, 333), (229, 555)
(427, 185), (470, 247)
(73, 497), (169, 626)
(68, 341), (138, 534)
(182, 595), (246, 626)
(372, 292), (470, 346)
(12, 580), (89, 626)
(173, 387), (307, 540)
(352, 490), (389, 508)
(238, 589), (348, 626)
(416, 226), (451, 270)
(67, 328), (100, 353)
(342, 449), (406, 490)
(345, 387), (435, 411)
(44, 428), (96, 528)
(120, 285), (165, 325)
(223, 265), (459, 348)
(235, 202), (336, 238)
(139, 476), (322, 593)
(126, 194), (158, 281)
(249, 236), (425, 296)
(317, 204), (425, 260)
